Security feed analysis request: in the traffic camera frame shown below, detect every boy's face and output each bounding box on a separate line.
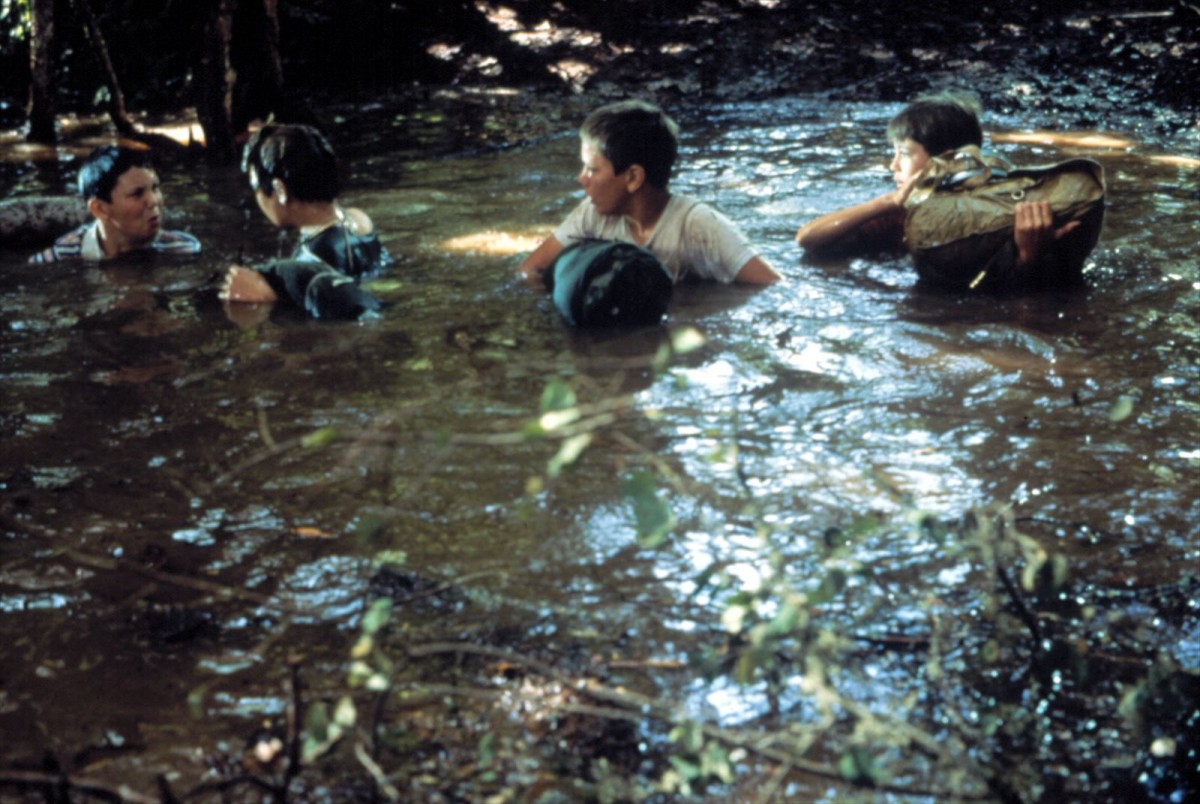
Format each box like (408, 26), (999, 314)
(579, 141), (634, 216)
(91, 166), (163, 248)
(890, 138), (931, 189)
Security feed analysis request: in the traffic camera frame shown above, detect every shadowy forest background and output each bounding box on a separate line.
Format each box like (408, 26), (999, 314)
(1, 0), (1197, 162)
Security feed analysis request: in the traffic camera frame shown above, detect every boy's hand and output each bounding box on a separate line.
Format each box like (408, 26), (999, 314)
(220, 265), (278, 304)
(889, 172), (923, 208)
(1014, 201), (1082, 268)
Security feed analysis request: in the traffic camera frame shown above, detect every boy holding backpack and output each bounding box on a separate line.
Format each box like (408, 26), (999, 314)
(520, 100), (780, 292)
(795, 91), (1101, 292)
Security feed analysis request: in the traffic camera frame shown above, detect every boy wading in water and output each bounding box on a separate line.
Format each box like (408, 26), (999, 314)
(28, 145), (201, 263)
(795, 92), (1095, 291)
(521, 99), (781, 288)
(221, 124), (392, 320)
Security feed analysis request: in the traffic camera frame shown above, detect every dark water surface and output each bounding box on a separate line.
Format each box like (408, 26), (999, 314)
(1, 96), (1198, 798)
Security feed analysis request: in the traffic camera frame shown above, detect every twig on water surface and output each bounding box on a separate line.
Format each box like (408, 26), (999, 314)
(61, 548), (284, 609)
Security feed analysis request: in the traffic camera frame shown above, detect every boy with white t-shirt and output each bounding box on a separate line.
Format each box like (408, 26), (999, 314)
(520, 100), (780, 288)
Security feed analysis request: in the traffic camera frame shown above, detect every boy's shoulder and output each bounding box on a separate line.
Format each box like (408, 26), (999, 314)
(152, 229), (202, 254)
(28, 222), (95, 264)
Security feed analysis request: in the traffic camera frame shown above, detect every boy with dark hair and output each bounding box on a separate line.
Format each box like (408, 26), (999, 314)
(220, 124), (393, 320)
(28, 145), (201, 263)
(795, 91), (1086, 281)
(521, 99), (780, 288)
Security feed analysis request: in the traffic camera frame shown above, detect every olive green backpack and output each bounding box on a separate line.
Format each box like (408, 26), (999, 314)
(903, 146), (1105, 292)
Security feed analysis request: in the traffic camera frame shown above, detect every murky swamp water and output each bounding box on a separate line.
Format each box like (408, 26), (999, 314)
(1, 95), (1198, 799)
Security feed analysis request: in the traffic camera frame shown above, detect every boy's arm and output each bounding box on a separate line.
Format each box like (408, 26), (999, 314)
(795, 193), (904, 253)
(733, 256), (781, 285)
(796, 174), (921, 254)
(519, 235), (565, 289)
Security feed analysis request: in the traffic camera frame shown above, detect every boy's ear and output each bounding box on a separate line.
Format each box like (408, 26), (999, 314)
(272, 179), (288, 203)
(623, 164), (647, 193)
(86, 197), (108, 221)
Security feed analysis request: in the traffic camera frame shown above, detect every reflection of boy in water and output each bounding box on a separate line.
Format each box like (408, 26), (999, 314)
(28, 145), (201, 263)
(520, 99), (780, 288)
(220, 124), (393, 320)
(795, 92), (1086, 286)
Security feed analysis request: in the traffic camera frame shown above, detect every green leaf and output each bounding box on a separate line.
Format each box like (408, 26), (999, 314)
(362, 598), (393, 635)
(404, 357), (433, 371)
(621, 470), (675, 548)
(668, 756), (702, 781)
(766, 599), (801, 637)
(478, 732), (495, 767)
(808, 567), (848, 605)
(304, 700), (330, 742)
(701, 741), (734, 783)
(547, 433), (592, 477)
(186, 684), (210, 719)
(363, 278), (405, 293)
(838, 746), (881, 785)
(301, 427), (340, 448)
(350, 634), (374, 659)
(670, 327), (706, 355)
(371, 549), (407, 568)
(540, 379), (577, 413)
(1109, 394), (1136, 422)
(333, 696), (357, 729)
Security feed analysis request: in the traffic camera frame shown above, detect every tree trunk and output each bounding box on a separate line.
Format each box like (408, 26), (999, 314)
(27, 0), (57, 143)
(261, 0), (285, 97)
(196, 0), (238, 163)
(71, 0), (136, 136)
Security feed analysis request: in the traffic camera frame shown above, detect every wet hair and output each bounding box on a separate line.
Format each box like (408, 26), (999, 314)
(886, 91), (984, 157)
(580, 100), (679, 189)
(77, 145), (155, 201)
(242, 124), (339, 202)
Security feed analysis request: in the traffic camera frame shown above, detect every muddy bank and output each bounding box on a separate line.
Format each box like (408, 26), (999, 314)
(410, 0), (1190, 130)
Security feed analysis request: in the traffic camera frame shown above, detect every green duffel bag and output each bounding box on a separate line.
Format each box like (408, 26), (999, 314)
(545, 239), (673, 327)
(903, 146), (1105, 292)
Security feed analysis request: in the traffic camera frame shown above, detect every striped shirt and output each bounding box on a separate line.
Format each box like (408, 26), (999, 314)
(28, 221), (201, 264)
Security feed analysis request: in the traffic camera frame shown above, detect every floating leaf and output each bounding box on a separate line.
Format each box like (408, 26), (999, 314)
(301, 427), (340, 448)
(405, 357), (433, 371)
(1109, 394), (1136, 422)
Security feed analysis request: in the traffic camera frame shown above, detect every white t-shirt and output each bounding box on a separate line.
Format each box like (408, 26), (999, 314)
(552, 194), (759, 284)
